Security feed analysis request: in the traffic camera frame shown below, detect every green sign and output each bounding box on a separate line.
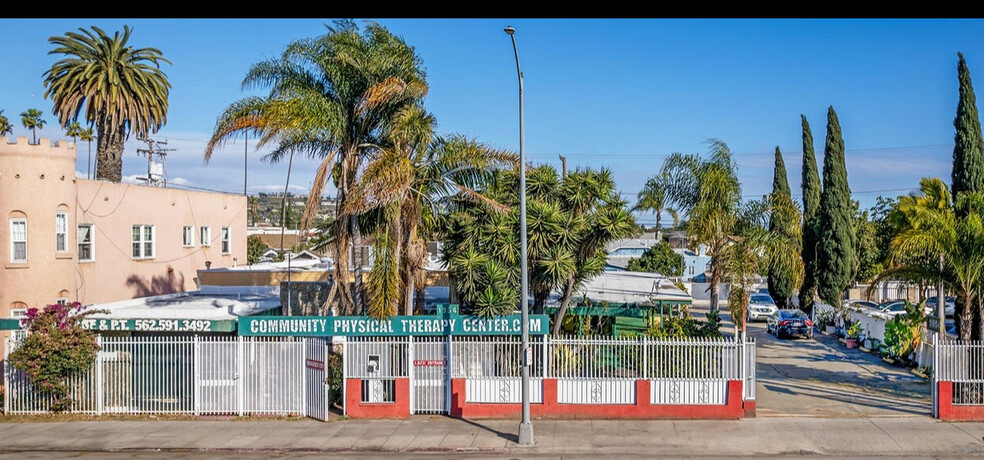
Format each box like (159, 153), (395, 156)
(0, 318), (235, 333)
(239, 314), (550, 337)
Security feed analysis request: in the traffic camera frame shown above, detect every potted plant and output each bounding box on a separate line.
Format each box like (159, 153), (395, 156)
(816, 310), (835, 335)
(845, 320), (863, 349)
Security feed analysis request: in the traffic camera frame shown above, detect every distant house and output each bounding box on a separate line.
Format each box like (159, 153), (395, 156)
(604, 237), (661, 271)
(673, 244), (712, 281)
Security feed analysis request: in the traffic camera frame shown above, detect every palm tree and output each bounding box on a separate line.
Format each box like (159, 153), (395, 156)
(78, 127), (95, 179)
(0, 110), (13, 137)
(20, 109), (46, 144)
(878, 178), (984, 340)
(343, 105), (516, 319)
(659, 140), (743, 316)
(43, 25), (170, 182)
(205, 20), (427, 315)
(633, 174), (678, 237)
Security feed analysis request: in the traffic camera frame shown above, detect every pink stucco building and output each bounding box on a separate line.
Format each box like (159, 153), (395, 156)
(0, 136), (247, 345)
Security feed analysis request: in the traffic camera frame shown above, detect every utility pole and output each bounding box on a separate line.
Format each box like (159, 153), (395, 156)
(559, 155), (567, 177)
(136, 137), (173, 187)
(505, 24), (534, 447)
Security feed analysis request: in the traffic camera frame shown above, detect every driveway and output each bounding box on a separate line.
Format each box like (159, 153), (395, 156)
(694, 301), (932, 417)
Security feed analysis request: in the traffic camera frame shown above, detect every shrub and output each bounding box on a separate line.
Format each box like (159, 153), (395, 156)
(8, 302), (102, 412)
(881, 301), (926, 366)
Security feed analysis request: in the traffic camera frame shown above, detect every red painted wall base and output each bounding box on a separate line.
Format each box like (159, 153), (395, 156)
(743, 399), (756, 417)
(344, 378), (410, 418)
(937, 381), (984, 421)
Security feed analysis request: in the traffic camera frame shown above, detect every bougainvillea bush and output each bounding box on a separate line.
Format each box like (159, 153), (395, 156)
(8, 302), (102, 412)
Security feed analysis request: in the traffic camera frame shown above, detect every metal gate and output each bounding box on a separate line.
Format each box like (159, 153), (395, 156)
(411, 337), (449, 414)
(197, 337), (240, 414)
(304, 338), (329, 421)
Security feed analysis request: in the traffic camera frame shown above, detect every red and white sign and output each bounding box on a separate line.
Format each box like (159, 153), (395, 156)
(305, 359), (325, 370)
(413, 359), (445, 367)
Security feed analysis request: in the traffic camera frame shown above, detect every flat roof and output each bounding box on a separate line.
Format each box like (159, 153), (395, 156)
(89, 286), (281, 320)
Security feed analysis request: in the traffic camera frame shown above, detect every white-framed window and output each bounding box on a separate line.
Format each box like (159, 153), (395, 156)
(221, 227), (231, 254)
(55, 212), (68, 253)
(200, 226), (211, 247)
(9, 218), (27, 263)
(131, 225), (155, 259)
(77, 224), (94, 262)
(56, 297), (68, 305)
(183, 225), (195, 247)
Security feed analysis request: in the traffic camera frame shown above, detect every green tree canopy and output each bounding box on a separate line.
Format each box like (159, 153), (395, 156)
(952, 52), (984, 200)
(626, 242), (684, 276)
(767, 146), (799, 308)
(20, 108), (46, 144)
(799, 115), (822, 311)
(817, 107), (856, 308)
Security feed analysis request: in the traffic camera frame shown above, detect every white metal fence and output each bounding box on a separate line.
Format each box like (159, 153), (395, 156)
(343, 335), (754, 410)
(935, 338), (984, 406)
(4, 336), (313, 416)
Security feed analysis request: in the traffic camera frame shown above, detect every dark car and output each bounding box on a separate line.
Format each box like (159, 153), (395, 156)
(766, 310), (813, 339)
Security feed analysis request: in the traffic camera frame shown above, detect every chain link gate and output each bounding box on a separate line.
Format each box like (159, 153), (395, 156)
(304, 338), (329, 421)
(411, 336), (449, 414)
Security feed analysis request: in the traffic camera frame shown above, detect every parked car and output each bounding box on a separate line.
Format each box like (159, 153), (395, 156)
(876, 300), (908, 318)
(766, 310), (814, 339)
(924, 296), (956, 317)
(844, 299), (879, 311)
(748, 293), (779, 321)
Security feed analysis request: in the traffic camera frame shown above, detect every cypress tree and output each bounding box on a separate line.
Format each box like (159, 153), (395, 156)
(798, 116), (822, 311)
(816, 107), (855, 309)
(768, 146), (795, 308)
(952, 52), (984, 200)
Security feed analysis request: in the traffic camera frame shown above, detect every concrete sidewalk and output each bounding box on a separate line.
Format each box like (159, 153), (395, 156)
(1, 416), (983, 457)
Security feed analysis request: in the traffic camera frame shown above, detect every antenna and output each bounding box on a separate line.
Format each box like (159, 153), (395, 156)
(136, 137), (175, 187)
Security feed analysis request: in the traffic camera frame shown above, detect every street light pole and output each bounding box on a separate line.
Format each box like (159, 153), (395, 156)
(505, 24), (534, 446)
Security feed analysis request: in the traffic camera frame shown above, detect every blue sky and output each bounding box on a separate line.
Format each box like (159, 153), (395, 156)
(1, 18), (981, 223)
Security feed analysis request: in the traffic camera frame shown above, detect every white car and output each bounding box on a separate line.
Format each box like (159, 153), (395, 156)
(748, 293), (779, 321)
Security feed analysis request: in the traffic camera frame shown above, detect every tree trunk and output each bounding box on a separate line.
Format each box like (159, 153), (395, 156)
(551, 277), (577, 336)
(709, 265), (720, 316)
(95, 120), (124, 182)
(405, 276), (415, 316)
(959, 291), (973, 341)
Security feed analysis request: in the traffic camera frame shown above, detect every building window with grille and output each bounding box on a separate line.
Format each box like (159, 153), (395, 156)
(55, 212), (67, 253)
(132, 225), (155, 259)
(200, 226), (211, 247)
(221, 227), (231, 254)
(9, 218), (27, 263)
(78, 224), (94, 262)
(183, 225), (195, 247)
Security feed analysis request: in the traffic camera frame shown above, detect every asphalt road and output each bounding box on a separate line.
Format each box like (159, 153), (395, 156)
(693, 300), (932, 417)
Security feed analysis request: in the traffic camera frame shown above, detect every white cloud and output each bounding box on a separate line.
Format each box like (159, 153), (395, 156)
(75, 170), (85, 179)
(249, 184), (309, 193)
(170, 177), (192, 186)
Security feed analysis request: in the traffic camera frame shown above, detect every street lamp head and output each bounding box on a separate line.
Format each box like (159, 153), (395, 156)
(504, 26), (515, 36)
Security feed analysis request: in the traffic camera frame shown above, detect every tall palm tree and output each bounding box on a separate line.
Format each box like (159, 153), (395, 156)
(659, 140), (743, 316)
(205, 20), (427, 315)
(633, 174), (678, 237)
(0, 110), (13, 137)
(20, 109), (45, 144)
(65, 121), (82, 144)
(78, 127), (95, 179)
(343, 105), (516, 319)
(878, 178), (984, 340)
(44, 25), (170, 182)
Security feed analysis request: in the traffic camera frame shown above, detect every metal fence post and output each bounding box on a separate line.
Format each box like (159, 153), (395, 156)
(193, 335), (200, 416)
(445, 335), (452, 414)
(407, 336), (414, 414)
(341, 337), (347, 417)
(3, 338), (9, 415)
(237, 336), (245, 417)
(642, 336), (649, 381)
(95, 335), (103, 415)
